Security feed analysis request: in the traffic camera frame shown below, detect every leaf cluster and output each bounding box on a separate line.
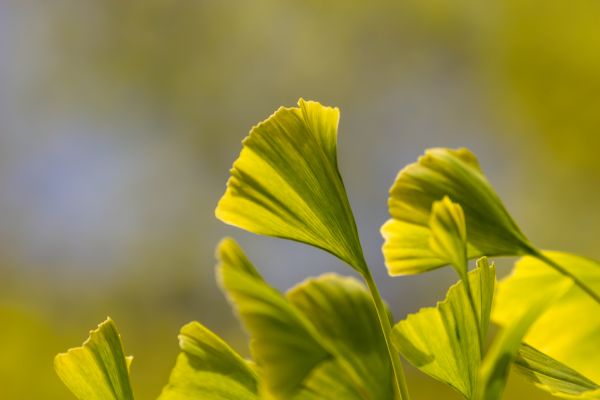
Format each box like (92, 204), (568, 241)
(55, 100), (600, 400)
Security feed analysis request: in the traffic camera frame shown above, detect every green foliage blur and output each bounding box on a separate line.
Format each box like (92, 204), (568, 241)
(1, 1), (598, 399)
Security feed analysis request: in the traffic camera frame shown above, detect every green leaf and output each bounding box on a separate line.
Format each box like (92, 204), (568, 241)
(476, 279), (572, 400)
(513, 344), (600, 399)
(217, 238), (397, 400)
(493, 252), (600, 384)
(287, 273), (395, 400)
(216, 238), (331, 398)
(382, 147), (531, 275)
(392, 257), (495, 398)
(215, 99), (366, 272)
(158, 321), (259, 400)
(54, 318), (134, 400)
(428, 196), (468, 281)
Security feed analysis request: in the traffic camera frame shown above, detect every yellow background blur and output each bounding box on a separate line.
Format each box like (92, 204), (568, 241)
(1, 1), (598, 399)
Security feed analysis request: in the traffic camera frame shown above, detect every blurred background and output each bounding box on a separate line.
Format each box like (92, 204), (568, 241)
(1, 1), (599, 398)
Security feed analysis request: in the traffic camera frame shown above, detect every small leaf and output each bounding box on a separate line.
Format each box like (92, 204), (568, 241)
(54, 318), (134, 400)
(428, 196), (468, 281)
(392, 257), (495, 398)
(493, 252), (600, 384)
(216, 238), (331, 398)
(476, 278), (572, 400)
(216, 99), (366, 272)
(158, 322), (259, 400)
(287, 274), (395, 400)
(513, 343), (600, 399)
(382, 147), (531, 275)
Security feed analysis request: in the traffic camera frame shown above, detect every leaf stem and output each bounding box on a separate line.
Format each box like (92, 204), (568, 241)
(363, 268), (410, 400)
(530, 249), (600, 304)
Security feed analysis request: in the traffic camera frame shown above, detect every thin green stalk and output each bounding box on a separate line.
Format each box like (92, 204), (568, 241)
(529, 249), (600, 304)
(362, 268), (410, 400)
(464, 278), (484, 358)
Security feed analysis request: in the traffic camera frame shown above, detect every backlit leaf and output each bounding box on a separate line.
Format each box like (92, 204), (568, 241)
(392, 257), (495, 398)
(428, 196), (468, 281)
(216, 238), (330, 398)
(287, 274), (395, 400)
(54, 318), (134, 400)
(217, 238), (396, 400)
(216, 99), (366, 272)
(493, 252), (600, 384)
(513, 344), (600, 399)
(382, 147), (531, 275)
(476, 279), (572, 400)
(158, 322), (258, 400)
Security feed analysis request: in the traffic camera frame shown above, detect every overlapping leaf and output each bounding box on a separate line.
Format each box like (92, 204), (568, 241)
(287, 274), (395, 400)
(158, 322), (258, 400)
(216, 99), (366, 272)
(392, 257), (495, 398)
(217, 238), (330, 398)
(217, 238), (396, 400)
(494, 252), (600, 384)
(382, 147), (532, 275)
(476, 279), (572, 400)
(54, 318), (134, 400)
(513, 344), (600, 399)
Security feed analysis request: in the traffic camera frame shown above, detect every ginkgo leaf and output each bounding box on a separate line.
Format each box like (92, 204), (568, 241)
(493, 252), (600, 384)
(382, 147), (532, 275)
(215, 99), (367, 273)
(158, 321), (259, 400)
(428, 196), (468, 282)
(476, 279), (572, 400)
(54, 318), (134, 400)
(216, 238), (331, 399)
(217, 238), (398, 400)
(287, 273), (395, 400)
(392, 257), (495, 398)
(513, 343), (600, 399)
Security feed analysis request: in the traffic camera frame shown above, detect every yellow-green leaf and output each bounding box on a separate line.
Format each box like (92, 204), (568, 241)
(215, 99), (366, 272)
(392, 257), (495, 398)
(513, 344), (600, 399)
(493, 252), (600, 384)
(428, 196), (468, 281)
(382, 147), (531, 275)
(287, 274), (395, 400)
(216, 238), (330, 398)
(54, 318), (134, 400)
(476, 279), (572, 400)
(158, 322), (258, 400)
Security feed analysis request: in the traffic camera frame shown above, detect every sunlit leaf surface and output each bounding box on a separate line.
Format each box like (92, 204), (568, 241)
(287, 274), (395, 400)
(392, 257), (495, 398)
(494, 252), (600, 383)
(382, 147), (531, 275)
(428, 196), (468, 281)
(217, 238), (330, 398)
(217, 238), (396, 400)
(216, 99), (366, 272)
(513, 344), (600, 399)
(158, 322), (258, 400)
(54, 318), (134, 400)
(477, 279), (572, 400)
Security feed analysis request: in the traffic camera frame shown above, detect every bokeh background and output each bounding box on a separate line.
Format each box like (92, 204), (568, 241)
(1, 1), (599, 399)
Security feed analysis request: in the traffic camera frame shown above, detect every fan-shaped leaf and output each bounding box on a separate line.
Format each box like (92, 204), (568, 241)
(216, 99), (366, 272)
(54, 318), (134, 400)
(392, 257), (495, 398)
(216, 238), (330, 398)
(476, 279), (572, 400)
(429, 196), (468, 281)
(287, 274), (395, 400)
(493, 252), (600, 384)
(158, 322), (258, 400)
(513, 343), (600, 399)
(382, 147), (531, 275)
